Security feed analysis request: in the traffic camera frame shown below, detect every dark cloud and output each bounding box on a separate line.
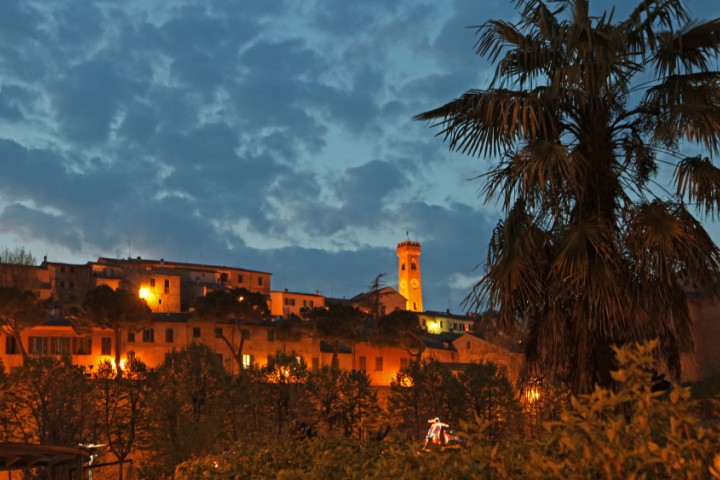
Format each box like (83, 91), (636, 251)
(1, 0), (712, 311)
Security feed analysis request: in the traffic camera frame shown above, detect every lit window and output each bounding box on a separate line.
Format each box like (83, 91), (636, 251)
(242, 354), (253, 369)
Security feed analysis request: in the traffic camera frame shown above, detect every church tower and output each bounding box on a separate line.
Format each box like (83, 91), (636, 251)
(397, 240), (423, 312)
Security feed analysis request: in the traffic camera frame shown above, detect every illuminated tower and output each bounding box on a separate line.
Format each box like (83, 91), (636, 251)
(397, 240), (423, 312)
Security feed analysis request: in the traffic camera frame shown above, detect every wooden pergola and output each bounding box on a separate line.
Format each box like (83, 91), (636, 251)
(0, 443), (91, 479)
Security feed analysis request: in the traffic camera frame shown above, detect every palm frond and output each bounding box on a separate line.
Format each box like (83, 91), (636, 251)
(674, 155), (720, 217)
(414, 89), (558, 158)
(644, 73), (720, 154)
(653, 19), (720, 76)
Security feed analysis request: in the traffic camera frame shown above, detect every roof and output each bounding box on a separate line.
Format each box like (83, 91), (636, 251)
(0, 443), (90, 472)
(422, 332), (461, 351)
(96, 257), (271, 275)
(421, 310), (473, 321)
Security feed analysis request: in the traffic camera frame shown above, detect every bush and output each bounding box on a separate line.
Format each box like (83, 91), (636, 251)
(175, 341), (720, 479)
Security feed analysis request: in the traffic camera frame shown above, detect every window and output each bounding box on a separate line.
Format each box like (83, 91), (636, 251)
(411, 261), (416, 270)
(267, 330), (275, 342)
(466, 340), (471, 350)
(400, 358), (409, 369)
(358, 356), (366, 371)
(69, 281), (75, 288)
(312, 357), (319, 370)
(241, 329), (250, 339)
(166, 328), (174, 343)
(238, 274), (243, 283)
(214, 327), (223, 338)
(220, 273), (228, 283)
(164, 279), (170, 294)
(242, 354), (254, 369)
(143, 328), (155, 343)
(127, 332), (136, 343)
(28, 337), (44, 355)
(375, 356), (383, 371)
(101, 337), (112, 356)
(150, 278), (155, 287)
(284, 298), (295, 306)
(193, 327), (201, 338)
(60, 266), (66, 273)
(59, 280), (65, 288)
(72, 337), (92, 355)
(5, 336), (18, 355)
(258, 277), (263, 286)
(127, 351), (136, 362)
(309, 300), (314, 308)
(401, 263), (406, 271)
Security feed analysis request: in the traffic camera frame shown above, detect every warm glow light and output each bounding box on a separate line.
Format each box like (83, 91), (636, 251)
(525, 386), (540, 403)
(139, 287), (152, 300)
(400, 376), (413, 387)
(426, 320), (441, 334)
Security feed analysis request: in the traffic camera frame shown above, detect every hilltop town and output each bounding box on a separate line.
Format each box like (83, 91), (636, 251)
(0, 241), (525, 386)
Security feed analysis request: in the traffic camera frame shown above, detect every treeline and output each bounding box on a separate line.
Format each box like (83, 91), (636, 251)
(174, 342), (720, 479)
(0, 342), (523, 479)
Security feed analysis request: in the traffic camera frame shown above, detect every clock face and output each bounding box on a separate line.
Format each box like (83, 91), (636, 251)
(400, 280), (408, 290)
(410, 278), (419, 289)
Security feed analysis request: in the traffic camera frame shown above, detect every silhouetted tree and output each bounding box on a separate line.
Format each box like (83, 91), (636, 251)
(80, 285), (151, 377)
(460, 361), (521, 441)
(304, 304), (367, 369)
(0, 287), (48, 360)
(388, 359), (464, 438)
(94, 358), (150, 480)
(371, 309), (425, 361)
(141, 343), (230, 479)
(193, 287), (270, 371)
(417, 0), (720, 393)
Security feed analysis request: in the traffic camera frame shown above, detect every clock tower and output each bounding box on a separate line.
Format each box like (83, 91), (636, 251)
(397, 240), (423, 312)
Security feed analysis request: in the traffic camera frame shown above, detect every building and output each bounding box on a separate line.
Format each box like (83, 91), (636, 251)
(397, 240), (423, 312)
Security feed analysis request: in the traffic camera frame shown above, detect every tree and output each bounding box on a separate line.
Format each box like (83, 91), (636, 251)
(94, 358), (150, 480)
(371, 310), (425, 361)
(388, 358), (465, 438)
(460, 361), (521, 441)
(0, 246), (38, 290)
(260, 352), (311, 435)
(141, 343), (230, 479)
(416, 0), (720, 393)
(304, 304), (367, 369)
(4, 355), (95, 445)
(193, 287), (270, 371)
(0, 287), (48, 359)
(81, 285), (151, 377)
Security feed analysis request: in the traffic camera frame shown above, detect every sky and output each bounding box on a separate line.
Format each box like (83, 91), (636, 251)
(0, 0), (718, 312)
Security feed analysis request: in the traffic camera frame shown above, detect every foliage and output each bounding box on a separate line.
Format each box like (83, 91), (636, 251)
(417, 0), (720, 394)
(388, 358), (465, 438)
(460, 361), (521, 441)
(193, 287), (271, 370)
(304, 304), (367, 368)
(80, 285), (151, 375)
(306, 366), (381, 437)
(1, 355), (95, 445)
(0, 246), (37, 290)
(139, 342), (231, 479)
(175, 341), (720, 479)
(94, 358), (150, 480)
(258, 352), (312, 436)
(0, 287), (48, 359)
(371, 309), (425, 359)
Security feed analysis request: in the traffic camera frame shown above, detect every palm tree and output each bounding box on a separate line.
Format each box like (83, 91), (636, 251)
(416, 0), (720, 393)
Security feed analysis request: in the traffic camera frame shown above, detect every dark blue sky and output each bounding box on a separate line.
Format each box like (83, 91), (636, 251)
(0, 0), (717, 311)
